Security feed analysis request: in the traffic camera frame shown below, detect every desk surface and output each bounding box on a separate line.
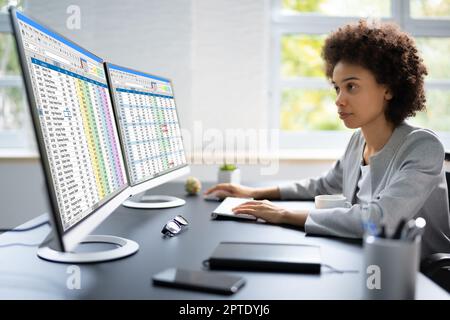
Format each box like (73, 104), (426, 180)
(0, 182), (448, 299)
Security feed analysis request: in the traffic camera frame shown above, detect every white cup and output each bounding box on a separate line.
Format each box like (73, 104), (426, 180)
(314, 194), (351, 209)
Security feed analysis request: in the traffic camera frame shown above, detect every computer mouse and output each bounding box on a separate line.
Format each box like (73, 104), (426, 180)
(203, 191), (228, 201)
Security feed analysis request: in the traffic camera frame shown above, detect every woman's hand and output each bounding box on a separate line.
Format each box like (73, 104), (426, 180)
(232, 200), (309, 226)
(232, 200), (289, 224)
(204, 183), (257, 199)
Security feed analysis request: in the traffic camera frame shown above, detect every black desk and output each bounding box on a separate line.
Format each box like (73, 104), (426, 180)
(0, 182), (448, 299)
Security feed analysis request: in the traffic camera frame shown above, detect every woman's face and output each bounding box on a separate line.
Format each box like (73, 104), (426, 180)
(332, 61), (392, 129)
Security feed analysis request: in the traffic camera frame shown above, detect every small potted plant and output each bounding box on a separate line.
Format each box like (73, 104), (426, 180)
(217, 163), (240, 184)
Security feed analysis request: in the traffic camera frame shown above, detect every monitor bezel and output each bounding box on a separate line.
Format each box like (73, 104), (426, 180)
(9, 7), (130, 252)
(104, 62), (190, 196)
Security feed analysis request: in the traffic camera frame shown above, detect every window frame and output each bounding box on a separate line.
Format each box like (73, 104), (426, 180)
(0, 2), (35, 153)
(271, 0), (450, 153)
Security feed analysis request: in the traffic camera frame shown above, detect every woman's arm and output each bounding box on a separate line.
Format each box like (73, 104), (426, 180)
(252, 186), (281, 200)
(280, 210), (309, 226)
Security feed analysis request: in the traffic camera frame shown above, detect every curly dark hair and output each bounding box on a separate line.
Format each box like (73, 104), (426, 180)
(321, 19), (428, 127)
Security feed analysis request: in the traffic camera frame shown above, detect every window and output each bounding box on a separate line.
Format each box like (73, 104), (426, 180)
(0, 0), (32, 151)
(272, 0), (450, 153)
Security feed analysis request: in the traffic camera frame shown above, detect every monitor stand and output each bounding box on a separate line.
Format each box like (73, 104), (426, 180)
(37, 234), (139, 263)
(122, 192), (186, 209)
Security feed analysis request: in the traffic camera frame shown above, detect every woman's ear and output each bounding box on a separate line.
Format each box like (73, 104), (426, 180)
(384, 88), (393, 101)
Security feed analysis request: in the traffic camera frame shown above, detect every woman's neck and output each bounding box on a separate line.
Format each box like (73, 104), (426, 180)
(361, 117), (395, 156)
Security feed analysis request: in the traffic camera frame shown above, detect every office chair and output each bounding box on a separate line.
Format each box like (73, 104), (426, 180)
(420, 152), (450, 292)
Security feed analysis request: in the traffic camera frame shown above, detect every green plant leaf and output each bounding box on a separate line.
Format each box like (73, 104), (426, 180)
(220, 164), (237, 171)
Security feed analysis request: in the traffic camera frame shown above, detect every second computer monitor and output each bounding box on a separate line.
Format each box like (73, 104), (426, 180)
(105, 63), (189, 209)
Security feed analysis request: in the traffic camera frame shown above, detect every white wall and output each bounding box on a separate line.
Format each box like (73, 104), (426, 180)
(191, 0), (269, 131)
(0, 159), (49, 231)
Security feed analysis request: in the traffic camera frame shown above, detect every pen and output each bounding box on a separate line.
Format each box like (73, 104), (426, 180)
(391, 219), (406, 239)
(362, 220), (377, 236)
(379, 225), (386, 238)
(362, 220), (386, 238)
(405, 217), (426, 241)
(361, 205), (387, 238)
(400, 219), (417, 240)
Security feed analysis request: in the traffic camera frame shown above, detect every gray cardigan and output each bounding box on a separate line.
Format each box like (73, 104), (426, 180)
(278, 122), (450, 258)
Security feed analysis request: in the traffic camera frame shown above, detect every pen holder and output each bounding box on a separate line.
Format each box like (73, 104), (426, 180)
(363, 235), (421, 300)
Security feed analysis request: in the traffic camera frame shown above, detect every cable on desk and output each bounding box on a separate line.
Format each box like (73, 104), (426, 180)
(0, 220), (49, 232)
(0, 221), (52, 248)
(321, 263), (359, 274)
(0, 242), (43, 248)
(0, 236), (53, 249)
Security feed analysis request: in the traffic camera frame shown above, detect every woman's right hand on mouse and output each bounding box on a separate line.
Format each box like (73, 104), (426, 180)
(204, 183), (257, 199)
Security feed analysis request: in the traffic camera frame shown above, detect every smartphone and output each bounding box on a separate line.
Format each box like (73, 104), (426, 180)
(152, 268), (245, 295)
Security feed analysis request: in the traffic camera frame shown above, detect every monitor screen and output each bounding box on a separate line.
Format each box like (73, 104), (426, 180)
(105, 63), (187, 187)
(13, 11), (128, 232)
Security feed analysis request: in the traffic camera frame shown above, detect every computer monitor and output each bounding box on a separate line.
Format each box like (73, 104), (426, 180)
(9, 8), (138, 263)
(104, 63), (189, 209)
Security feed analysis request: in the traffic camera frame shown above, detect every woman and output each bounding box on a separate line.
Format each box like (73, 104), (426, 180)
(204, 20), (450, 258)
